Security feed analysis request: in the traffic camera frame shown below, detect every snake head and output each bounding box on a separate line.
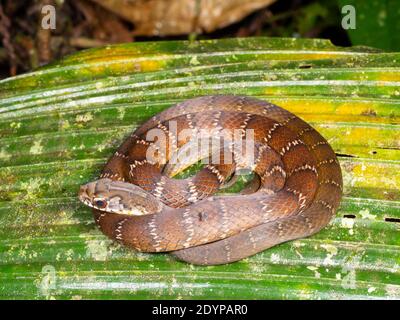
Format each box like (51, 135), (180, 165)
(78, 178), (163, 216)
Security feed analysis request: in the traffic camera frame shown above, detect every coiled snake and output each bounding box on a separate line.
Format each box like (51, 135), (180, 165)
(78, 95), (342, 265)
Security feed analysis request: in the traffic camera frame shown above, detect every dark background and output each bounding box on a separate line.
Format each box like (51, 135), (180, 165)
(0, 0), (398, 79)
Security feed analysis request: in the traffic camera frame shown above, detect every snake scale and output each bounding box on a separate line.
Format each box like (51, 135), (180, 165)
(78, 95), (343, 265)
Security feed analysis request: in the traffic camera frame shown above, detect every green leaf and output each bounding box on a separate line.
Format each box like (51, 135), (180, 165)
(0, 37), (399, 299)
(338, 0), (400, 51)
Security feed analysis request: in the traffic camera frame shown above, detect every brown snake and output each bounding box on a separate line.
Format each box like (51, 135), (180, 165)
(78, 95), (343, 265)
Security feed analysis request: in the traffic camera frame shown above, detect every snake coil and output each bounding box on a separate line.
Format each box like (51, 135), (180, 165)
(79, 95), (343, 265)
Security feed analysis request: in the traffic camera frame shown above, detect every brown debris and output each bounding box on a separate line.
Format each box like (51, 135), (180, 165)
(237, 9), (271, 37)
(74, 0), (133, 44)
(89, 0), (276, 36)
(0, 3), (18, 75)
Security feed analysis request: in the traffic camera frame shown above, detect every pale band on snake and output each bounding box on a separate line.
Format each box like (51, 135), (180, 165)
(78, 95), (343, 265)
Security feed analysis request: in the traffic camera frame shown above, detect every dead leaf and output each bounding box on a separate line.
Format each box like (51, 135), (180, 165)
(89, 0), (276, 36)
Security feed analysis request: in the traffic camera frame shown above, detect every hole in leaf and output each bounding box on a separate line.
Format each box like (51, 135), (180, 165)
(336, 153), (356, 158)
(385, 217), (400, 223)
(299, 64), (312, 69)
(343, 214), (356, 219)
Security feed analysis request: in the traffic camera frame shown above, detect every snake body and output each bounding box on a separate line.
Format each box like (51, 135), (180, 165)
(78, 95), (343, 265)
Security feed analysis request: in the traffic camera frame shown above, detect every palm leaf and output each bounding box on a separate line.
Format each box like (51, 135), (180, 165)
(0, 37), (399, 299)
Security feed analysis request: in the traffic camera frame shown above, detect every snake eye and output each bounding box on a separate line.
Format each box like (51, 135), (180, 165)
(94, 199), (107, 208)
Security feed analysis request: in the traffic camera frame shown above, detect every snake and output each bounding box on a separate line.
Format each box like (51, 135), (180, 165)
(78, 95), (343, 265)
